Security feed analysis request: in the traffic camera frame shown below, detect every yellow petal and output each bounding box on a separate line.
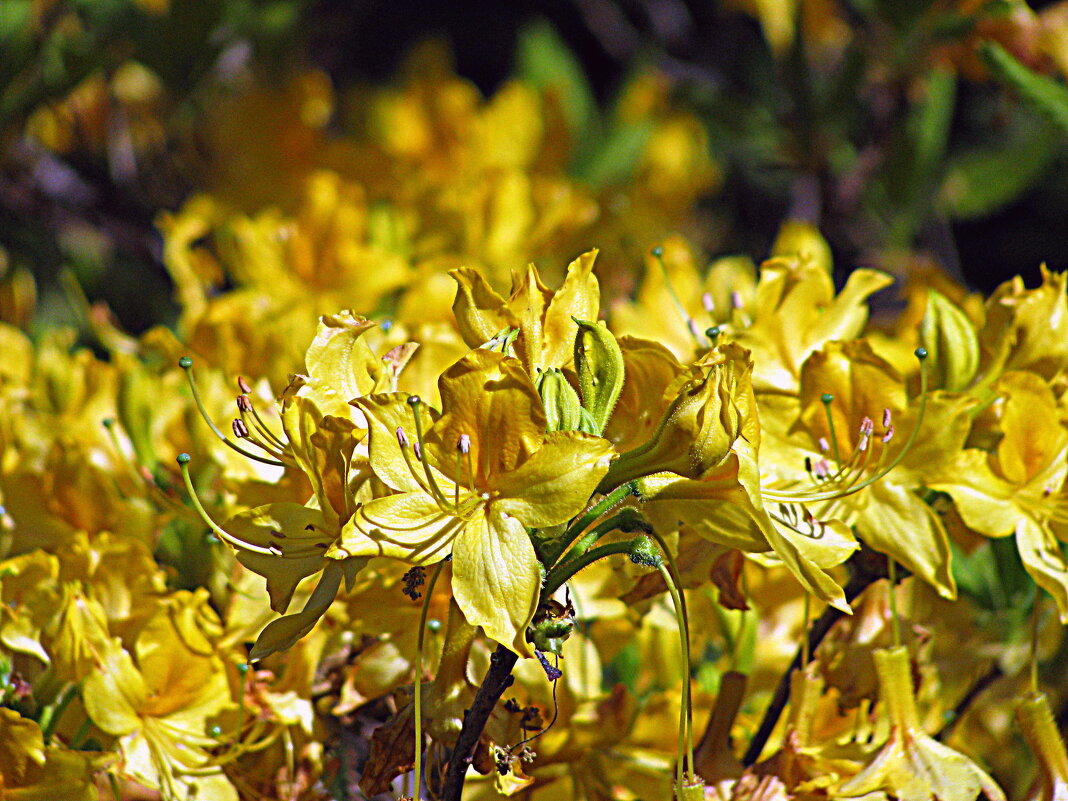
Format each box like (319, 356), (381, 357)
(928, 450), (1020, 537)
(492, 431), (614, 527)
(354, 392), (441, 494)
(431, 350), (545, 485)
(452, 507), (541, 657)
(336, 491), (462, 564)
(0, 708), (45, 783)
(227, 502), (333, 612)
(540, 250), (601, 369)
(854, 481), (956, 600)
(996, 371), (1068, 486)
(450, 266), (519, 349)
(83, 639), (148, 736)
(1016, 515), (1068, 624)
(301, 311), (382, 417)
(509, 263), (554, 373)
(249, 561), (345, 661)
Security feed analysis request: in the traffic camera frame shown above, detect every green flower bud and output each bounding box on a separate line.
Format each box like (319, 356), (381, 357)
(573, 317), (625, 435)
(921, 289), (979, 391)
(535, 368), (585, 433)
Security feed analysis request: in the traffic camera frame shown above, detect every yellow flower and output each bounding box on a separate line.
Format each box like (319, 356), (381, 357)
(837, 646), (1005, 801)
(929, 370), (1068, 619)
(334, 349), (614, 656)
(83, 594), (238, 800)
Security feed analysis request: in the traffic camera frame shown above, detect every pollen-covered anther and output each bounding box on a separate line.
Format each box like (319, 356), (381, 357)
(232, 419), (250, 439)
(882, 407), (892, 428)
(396, 426), (410, 448)
(813, 458), (831, 479)
(882, 425), (895, 443)
(818, 437), (830, 453)
(457, 434), (471, 454)
(413, 441), (423, 460)
(237, 376), (252, 394)
(702, 292), (714, 313)
(236, 394), (252, 412)
(858, 416), (875, 451)
(731, 290), (744, 309)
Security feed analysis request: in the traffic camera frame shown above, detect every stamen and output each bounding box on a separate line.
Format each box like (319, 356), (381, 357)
(236, 394), (252, 412)
(882, 425), (895, 443)
(237, 376), (252, 394)
(232, 419), (250, 439)
(407, 396), (453, 511)
(176, 454), (279, 556)
(396, 426), (410, 447)
(651, 245), (706, 348)
(883, 408), (892, 428)
(179, 357), (285, 467)
(820, 394), (843, 467)
(457, 434), (471, 454)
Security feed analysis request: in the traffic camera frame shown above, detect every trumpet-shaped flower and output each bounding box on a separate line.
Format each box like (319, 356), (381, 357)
(333, 349), (614, 655)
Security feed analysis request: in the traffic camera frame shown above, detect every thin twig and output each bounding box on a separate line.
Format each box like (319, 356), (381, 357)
(440, 645), (518, 801)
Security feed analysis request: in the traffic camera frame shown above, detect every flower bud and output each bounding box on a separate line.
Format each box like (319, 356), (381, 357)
(535, 368), (586, 433)
(573, 317), (625, 435)
(603, 344), (752, 487)
(921, 289), (979, 391)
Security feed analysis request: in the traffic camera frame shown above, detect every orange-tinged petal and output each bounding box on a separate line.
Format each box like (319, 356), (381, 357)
(451, 267), (519, 349)
(492, 431), (614, 527)
(431, 350), (545, 486)
(452, 507), (540, 657)
(335, 491), (461, 564)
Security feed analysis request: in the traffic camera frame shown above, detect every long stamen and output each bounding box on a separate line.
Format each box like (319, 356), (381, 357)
(821, 393), (843, 467)
(179, 357), (285, 467)
(407, 396), (453, 510)
(766, 349), (930, 505)
(238, 385), (289, 451)
(234, 412), (288, 460)
(176, 453), (279, 556)
(651, 246), (709, 348)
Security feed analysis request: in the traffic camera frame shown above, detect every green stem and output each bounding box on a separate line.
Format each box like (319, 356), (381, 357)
(543, 541), (636, 598)
(558, 510), (650, 568)
(413, 560), (446, 800)
(544, 482), (636, 566)
(1031, 582), (1041, 694)
(40, 683), (77, 743)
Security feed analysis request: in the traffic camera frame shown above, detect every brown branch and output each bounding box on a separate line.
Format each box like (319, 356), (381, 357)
(440, 645), (518, 801)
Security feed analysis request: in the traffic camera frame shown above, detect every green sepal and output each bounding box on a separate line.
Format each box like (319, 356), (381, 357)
(573, 317), (624, 435)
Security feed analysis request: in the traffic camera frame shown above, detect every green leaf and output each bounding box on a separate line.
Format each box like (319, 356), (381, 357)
(981, 41), (1068, 136)
(939, 119), (1059, 220)
(516, 19), (599, 148)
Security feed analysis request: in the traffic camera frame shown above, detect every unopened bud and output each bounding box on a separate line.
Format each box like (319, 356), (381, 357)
(920, 290), (976, 391)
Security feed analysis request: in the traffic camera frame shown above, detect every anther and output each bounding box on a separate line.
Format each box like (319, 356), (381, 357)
(535, 649), (563, 682)
(687, 318), (702, 339)
(237, 376), (252, 394)
(702, 292), (714, 313)
(413, 441), (423, 460)
(397, 426), (410, 447)
(883, 408), (892, 428)
(813, 458), (830, 479)
(457, 434), (471, 454)
(860, 417), (874, 437)
(881, 425), (895, 443)
(731, 290), (744, 309)
(818, 437), (830, 453)
(232, 419), (250, 439)
(236, 394), (252, 412)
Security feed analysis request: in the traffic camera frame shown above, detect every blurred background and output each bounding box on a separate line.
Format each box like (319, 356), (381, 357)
(3, 0), (1068, 337)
